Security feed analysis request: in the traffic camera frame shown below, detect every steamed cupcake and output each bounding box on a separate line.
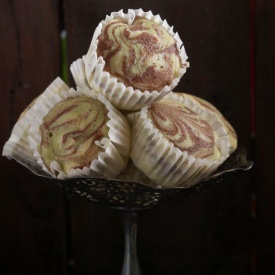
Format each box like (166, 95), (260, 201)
(71, 9), (189, 110)
(128, 92), (231, 187)
(182, 93), (237, 153)
(4, 78), (131, 179)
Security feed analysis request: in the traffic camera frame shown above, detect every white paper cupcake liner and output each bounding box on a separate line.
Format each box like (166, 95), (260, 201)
(118, 160), (155, 186)
(4, 77), (131, 180)
(71, 8), (189, 111)
(2, 79), (70, 168)
(129, 92), (230, 188)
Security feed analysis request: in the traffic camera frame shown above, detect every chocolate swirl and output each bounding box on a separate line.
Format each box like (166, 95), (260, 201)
(97, 17), (181, 91)
(184, 94), (237, 152)
(39, 96), (109, 173)
(148, 100), (220, 159)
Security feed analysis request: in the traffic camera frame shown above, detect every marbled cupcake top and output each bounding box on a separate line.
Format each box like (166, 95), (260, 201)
(183, 94), (237, 153)
(97, 17), (182, 91)
(39, 95), (109, 173)
(148, 99), (221, 160)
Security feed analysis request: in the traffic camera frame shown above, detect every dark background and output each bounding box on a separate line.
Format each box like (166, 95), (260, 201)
(0, 0), (274, 274)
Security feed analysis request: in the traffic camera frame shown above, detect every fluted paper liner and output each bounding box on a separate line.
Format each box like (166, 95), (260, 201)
(2, 79), (70, 169)
(118, 160), (155, 185)
(71, 8), (189, 110)
(129, 92), (231, 187)
(3, 77), (131, 179)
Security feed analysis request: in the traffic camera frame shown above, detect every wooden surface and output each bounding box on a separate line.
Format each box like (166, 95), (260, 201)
(254, 0), (275, 274)
(0, 0), (274, 274)
(0, 1), (67, 274)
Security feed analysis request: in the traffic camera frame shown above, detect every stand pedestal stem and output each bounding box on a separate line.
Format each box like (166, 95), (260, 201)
(120, 210), (142, 275)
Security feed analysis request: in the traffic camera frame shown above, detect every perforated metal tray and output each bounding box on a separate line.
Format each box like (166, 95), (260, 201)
(9, 147), (253, 210)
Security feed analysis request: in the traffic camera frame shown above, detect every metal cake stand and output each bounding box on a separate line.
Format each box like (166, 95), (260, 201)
(9, 147), (253, 275)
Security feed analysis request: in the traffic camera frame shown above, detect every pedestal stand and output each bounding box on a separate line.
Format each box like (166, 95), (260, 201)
(9, 147), (253, 275)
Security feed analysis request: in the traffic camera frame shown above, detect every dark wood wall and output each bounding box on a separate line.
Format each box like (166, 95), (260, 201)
(0, 0), (274, 274)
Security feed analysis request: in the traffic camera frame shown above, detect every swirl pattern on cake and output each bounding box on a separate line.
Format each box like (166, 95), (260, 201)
(148, 99), (221, 160)
(182, 94), (237, 153)
(39, 95), (109, 173)
(97, 17), (182, 91)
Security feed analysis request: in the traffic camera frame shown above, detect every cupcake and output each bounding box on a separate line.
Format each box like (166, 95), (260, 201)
(128, 92), (231, 187)
(182, 93), (237, 153)
(3, 78), (131, 179)
(71, 9), (189, 110)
